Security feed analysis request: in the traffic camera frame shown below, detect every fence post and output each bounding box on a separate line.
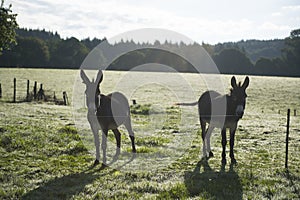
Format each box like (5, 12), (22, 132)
(132, 99), (137, 105)
(38, 84), (44, 100)
(33, 81), (37, 100)
(0, 83), (2, 98)
(285, 109), (290, 169)
(26, 80), (30, 101)
(294, 109), (297, 116)
(63, 91), (68, 105)
(13, 78), (16, 103)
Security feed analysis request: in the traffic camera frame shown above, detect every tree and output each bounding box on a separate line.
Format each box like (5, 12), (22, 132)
(213, 48), (253, 74)
(290, 29), (300, 38)
(50, 37), (89, 68)
(282, 28), (300, 75)
(0, 0), (18, 54)
(254, 57), (274, 75)
(0, 36), (50, 67)
(201, 42), (214, 56)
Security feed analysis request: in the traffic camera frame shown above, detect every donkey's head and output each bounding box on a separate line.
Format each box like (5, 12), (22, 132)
(230, 76), (250, 118)
(80, 70), (103, 113)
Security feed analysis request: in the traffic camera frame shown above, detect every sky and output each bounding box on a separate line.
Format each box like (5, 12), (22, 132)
(4, 0), (300, 44)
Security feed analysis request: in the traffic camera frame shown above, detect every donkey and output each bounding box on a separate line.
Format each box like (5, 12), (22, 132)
(177, 76), (249, 164)
(80, 70), (136, 167)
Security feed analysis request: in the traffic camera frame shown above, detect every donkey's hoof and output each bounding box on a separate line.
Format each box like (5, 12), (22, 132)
(100, 163), (108, 170)
(93, 159), (100, 166)
(209, 151), (214, 158)
(202, 156), (211, 161)
(231, 158), (237, 164)
(221, 158), (227, 165)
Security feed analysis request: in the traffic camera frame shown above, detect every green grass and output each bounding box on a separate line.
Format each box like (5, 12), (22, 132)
(0, 68), (299, 199)
(130, 104), (152, 115)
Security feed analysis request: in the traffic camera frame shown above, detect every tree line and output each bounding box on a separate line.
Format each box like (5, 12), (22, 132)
(0, 28), (299, 77)
(0, 28), (104, 68)
(0, 0), (299, 76)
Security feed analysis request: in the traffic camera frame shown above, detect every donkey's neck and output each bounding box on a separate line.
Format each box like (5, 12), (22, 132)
(226, 95), (238, 116)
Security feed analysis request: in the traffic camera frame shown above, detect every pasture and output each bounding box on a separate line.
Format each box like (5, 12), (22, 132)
(0, 68), (299, 199)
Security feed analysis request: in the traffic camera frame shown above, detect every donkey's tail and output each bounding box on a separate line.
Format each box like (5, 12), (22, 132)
(175, 101), (198, 106)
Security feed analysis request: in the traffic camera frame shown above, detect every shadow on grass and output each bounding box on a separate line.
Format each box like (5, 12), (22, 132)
(21, 153), (136, 200)
(184, 159), (243, 199)
(285, 170), (300, 199)
(21, 168), (100, 200)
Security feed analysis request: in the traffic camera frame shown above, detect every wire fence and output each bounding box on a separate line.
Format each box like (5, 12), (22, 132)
(0, 78), (69, 105)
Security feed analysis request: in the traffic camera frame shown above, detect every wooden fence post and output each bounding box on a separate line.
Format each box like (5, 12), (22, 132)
(38, 84), (44, 100)
(0, 83), (2, 98)
(63, 91), (68, 105)
(26, 80), (30, 101)
(285, 109), (290, 169)
(33, 81), (37, 100)
(13, 78), (16, 103)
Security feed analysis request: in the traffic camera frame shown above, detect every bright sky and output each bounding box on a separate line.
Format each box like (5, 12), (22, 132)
(5, 0), (300, 44)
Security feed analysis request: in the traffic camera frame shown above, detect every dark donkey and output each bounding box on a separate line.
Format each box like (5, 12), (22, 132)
(80, 70), (136, 167)
(177, 76), (249, 164)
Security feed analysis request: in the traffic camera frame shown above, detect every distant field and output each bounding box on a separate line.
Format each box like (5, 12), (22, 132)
(0, 68), (299, 199)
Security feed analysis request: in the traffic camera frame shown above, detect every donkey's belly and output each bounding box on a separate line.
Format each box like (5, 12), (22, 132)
(205, 116), (239, 129)
(97, 115), (128, 130)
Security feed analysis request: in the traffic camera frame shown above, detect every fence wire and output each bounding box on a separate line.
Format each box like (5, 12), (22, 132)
(0, 78), (68, 104)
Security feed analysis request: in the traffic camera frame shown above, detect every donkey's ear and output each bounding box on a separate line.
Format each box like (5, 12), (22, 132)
(242, 76), (250, 89)
(95, 70), (103, 85)
(80, 70), (90, 84)
(231, 76), (237, 88)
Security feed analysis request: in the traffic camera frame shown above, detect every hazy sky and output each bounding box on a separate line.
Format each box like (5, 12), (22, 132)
(5, 0), (300, 44)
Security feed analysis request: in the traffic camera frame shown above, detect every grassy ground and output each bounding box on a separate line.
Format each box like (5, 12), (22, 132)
(0, 68), (299, 199)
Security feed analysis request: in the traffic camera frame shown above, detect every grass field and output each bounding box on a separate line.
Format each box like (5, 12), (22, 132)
(0, 68), (299, 199)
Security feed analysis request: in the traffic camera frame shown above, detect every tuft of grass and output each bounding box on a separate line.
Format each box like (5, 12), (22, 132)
(136, 136), (170, 146)
(157, 183), (188, 199)
(58, 125), (81, 141)
(130, 104), (152, 115)
(125, 146), (158, 153)
(58, 125), (78, 135)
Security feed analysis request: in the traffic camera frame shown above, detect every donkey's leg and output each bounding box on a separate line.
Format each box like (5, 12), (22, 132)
(101, 129), (108, 166)
(124, 117), (136, 153)
(200, 119), (207, 158)
(205, 126), (214, 158)
(91, 125), (100, 166)
(112, 129), (121, 158)
(221, 128), (227, 164)
(229, 126), (237, 164)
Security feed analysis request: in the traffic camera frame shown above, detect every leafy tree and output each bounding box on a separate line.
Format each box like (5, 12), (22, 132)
(50, 37), (89, 68)
(213, 48), (253, 74)
(17, 37), (50, 66)
(0, 0), (18, 54)
(17, 28), (61, 41)
(81, 37), (104, 50)
(0, 36), (50, 67)
(255, 57), (274, 75)
(282, 28), (300, 75)
(201, 42), (214, 56)
(290, 29), (300, 38)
